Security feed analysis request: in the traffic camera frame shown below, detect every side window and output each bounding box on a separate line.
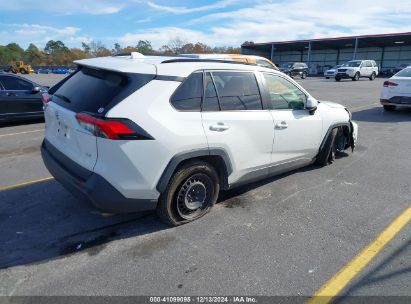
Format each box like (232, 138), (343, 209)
(170, 72), (202, 111)
(0, 76), (33, 90)
(211, 71), (263, 111)
(256, 59), (274, 69)
(263, 73), (307, 110)
(203, 72), (220, 111)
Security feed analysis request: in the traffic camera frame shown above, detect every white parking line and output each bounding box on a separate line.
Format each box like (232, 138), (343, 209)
(350, 102), (380, 112)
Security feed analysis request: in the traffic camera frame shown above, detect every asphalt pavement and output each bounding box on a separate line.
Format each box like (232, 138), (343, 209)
(0, 75), (410, 300)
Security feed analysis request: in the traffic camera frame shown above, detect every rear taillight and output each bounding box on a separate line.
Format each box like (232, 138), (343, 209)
(75, 113), (151, 140)
(41, 93), (51, 105)
(383, 81), (398, 87)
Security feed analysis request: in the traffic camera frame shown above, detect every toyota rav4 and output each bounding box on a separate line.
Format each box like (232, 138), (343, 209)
(41, 54), (358, 226)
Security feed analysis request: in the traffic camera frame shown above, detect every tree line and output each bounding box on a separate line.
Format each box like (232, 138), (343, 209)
(0, 39), (243, 67)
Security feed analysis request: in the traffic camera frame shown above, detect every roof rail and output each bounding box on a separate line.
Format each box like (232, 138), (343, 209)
(114, 52), (131, 56)
(161, 58), (256, 66)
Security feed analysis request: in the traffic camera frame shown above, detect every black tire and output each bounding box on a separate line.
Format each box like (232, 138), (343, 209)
(156, 160), (220, 226)
(352, 72), (360, 81)
(316, 128), (338, 166)
(383, 105), (396, 111)
(369, 72), (376, 80)
(325, 77), (330, 79)
(335, 77), (341, 82)
(301, 71), (307, 79)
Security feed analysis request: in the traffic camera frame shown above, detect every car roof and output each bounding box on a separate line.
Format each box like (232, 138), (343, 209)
(74, 53), (278, 77)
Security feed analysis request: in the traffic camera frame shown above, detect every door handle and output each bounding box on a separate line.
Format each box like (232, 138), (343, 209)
(209, 122), (230, 132)
(275, 121), (288, 129)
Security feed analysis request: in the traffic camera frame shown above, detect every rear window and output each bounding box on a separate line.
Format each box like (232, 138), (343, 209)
(52, 66), (154, 113)
(395, 68), (411, 77)
(170, 72), (202, 111)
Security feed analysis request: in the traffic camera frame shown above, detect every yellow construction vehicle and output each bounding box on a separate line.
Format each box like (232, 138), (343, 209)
(6, 61), (35, 74)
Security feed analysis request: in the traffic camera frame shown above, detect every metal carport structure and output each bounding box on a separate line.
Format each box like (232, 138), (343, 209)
(241, 32), (411, 75)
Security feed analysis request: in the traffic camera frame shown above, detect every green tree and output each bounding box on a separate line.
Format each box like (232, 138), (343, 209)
(113, 43), (122, 54)
(45, 40), (69, 54)
(135, 40), (153, 54)
(24, 43), (43, 65)
(81, 42), (91, 53)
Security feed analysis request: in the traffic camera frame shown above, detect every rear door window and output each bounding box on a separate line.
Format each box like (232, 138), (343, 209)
(211, 71), (262, 111)
(203, 72), (220, 111)
(52, 66), (154, 114)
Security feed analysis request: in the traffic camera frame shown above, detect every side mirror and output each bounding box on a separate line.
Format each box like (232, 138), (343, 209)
(32, 86), (41, 93)
(306, 97), (318, 115)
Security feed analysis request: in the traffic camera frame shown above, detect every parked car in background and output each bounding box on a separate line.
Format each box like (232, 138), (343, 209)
(52, 68), (70, 74)
(393, 63), (411, 74)
(179, 53), (278, 70)
(324, 65), (342, 79)
(41, 54), (357, 225)
(380, 67), (411, 111)
(0, 74), (48, 122)
(37, 68), (52, 74)
(279, 62), (308, 79)
(335, 60), (379, 81)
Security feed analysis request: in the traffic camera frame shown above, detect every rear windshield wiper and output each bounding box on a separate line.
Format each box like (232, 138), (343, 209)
(54, 93), (71, 103)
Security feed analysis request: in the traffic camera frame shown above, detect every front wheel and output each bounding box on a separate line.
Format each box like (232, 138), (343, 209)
(301, 71), (307, 79)
(156, 161), (220, 226)
(352, 73), (360, 81)
(335, 77), (341, 82)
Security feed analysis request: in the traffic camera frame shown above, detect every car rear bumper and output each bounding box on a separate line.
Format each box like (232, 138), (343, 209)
(380, 97), (411, 107)
(41, 139), (157, 213)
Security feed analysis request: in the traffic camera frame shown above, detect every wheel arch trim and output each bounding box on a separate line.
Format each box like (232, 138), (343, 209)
(319, 122), (351, 152)
(156, 148), (233, 193)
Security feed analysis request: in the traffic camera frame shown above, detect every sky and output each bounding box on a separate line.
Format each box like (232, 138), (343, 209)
(1, 0), (411, 50)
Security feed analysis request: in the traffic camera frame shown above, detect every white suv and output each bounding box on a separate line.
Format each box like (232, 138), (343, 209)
(335, 60), (379, 81)
(41, 54), (358, 225)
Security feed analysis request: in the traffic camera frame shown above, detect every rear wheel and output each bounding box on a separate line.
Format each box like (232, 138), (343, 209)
(383, 105), (396, 111)
(352, 72), (360, 81)
(369, 72), (376, 80)
(316, 128), (338, 166)
(156, 160), (219, 226)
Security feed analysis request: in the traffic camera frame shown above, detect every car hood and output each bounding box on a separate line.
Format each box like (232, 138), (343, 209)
(320, 101), (346, 109)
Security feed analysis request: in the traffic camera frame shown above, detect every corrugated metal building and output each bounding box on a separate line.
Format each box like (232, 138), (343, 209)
(241, 32), (411, 75)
